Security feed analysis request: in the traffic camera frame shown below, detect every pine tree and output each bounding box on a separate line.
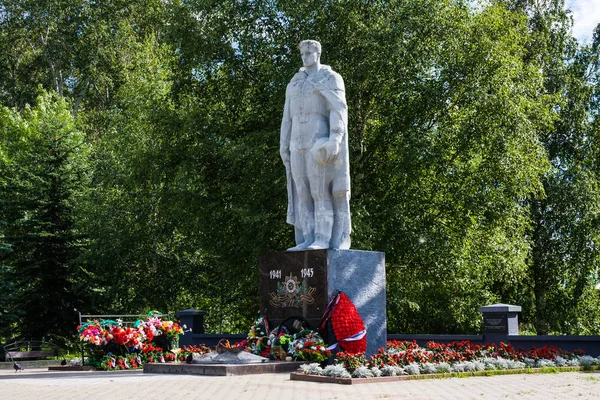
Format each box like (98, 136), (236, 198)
(0, 92), (90, 342)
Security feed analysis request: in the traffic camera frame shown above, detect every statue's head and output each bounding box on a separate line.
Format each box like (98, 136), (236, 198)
(299, 40), (321, 54)
(299, 40), (321, 69)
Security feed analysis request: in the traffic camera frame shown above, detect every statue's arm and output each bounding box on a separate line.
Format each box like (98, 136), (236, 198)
(327, 73), (348, 145)
(317, 72), (348, 164)
(280, 85), (292, 165)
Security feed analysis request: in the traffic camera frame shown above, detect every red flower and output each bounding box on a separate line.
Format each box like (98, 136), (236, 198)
(261, 346), (271, 358)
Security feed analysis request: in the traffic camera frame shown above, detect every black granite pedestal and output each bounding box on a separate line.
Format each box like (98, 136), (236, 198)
(259, 249), (386, 357)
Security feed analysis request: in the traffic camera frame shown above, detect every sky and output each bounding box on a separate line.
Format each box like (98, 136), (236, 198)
(566, 0), (600, 43)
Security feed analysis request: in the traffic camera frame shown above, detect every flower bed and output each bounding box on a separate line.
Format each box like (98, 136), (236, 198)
(296, 340), (597, 380)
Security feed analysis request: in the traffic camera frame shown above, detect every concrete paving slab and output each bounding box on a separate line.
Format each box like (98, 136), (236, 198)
(0, 367), (599, 399)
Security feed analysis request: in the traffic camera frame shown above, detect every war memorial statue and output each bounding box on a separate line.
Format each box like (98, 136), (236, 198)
(261, 40), (385, 357)
(280, 40), (351, 251)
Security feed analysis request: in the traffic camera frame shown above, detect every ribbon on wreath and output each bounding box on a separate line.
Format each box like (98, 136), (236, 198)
(326, 329), (367, 351)
(318, 292), (341, 334)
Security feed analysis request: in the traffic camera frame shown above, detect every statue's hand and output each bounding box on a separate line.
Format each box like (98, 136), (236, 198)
(280, 147), (290, 165)
(320, 140), (340, 164)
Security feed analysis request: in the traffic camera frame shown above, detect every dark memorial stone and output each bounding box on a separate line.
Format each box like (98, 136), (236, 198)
(259, 249), (386, 357)
(259, 250), (329, 330)
(479, 304), (521, 343)
(483, 313), (508, 333)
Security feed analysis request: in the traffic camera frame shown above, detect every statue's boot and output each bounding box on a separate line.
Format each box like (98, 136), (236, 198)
(288, 240), (312, 251)
(331, 210), (351, 249)
(288, 204), (315, 251)
(307, 202), (333, 250)
(331, 193), (351, 249)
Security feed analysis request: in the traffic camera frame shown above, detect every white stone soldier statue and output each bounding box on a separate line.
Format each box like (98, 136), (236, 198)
(280, 40), (351, 251)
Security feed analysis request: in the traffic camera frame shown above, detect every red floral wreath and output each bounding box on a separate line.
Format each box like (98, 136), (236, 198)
(330, 292), (366, 354)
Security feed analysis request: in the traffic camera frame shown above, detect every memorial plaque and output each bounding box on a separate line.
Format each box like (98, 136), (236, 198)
(483, 312), (508, 333)
(259, 251), (329, 330)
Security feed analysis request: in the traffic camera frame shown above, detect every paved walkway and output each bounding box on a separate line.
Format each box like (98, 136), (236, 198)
(0, 368), (599, 400)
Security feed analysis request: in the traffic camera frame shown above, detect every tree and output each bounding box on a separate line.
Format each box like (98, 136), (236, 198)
(0, 0), (169, 111)
(0, 91), (90, 342)
(0, 162), (16, 340)
(525, 13), (600, 334)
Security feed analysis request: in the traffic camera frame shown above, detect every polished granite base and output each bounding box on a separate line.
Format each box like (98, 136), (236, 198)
(143, 361), (304, 376)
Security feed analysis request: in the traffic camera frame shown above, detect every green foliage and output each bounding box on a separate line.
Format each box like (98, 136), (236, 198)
(0, 232), (16, 340)
(517, 0), (600, 334)
(0, 91), (91, 342)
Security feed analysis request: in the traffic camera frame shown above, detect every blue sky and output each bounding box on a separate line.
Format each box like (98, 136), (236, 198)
(566, 0), (600, 43)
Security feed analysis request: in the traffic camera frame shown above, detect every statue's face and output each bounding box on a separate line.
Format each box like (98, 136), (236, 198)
(300, 46), (319, 68)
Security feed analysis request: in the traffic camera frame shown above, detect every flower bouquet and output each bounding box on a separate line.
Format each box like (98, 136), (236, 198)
(100, 354), (145, 370)
(267, 326), (292, 360)
(246, 314), (270, 356)
(135, 311), (184, 351)
(77, 311), (187, 369)
(289, 331), (331, 363)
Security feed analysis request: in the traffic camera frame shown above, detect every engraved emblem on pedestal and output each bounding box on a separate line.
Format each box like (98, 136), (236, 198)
(268, 273), (316, 308)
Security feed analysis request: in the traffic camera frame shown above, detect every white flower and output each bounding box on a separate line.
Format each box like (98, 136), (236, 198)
(352, 366), (374, 378)
(323, 364), (351, 378)
(298, 363), (323, 375)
